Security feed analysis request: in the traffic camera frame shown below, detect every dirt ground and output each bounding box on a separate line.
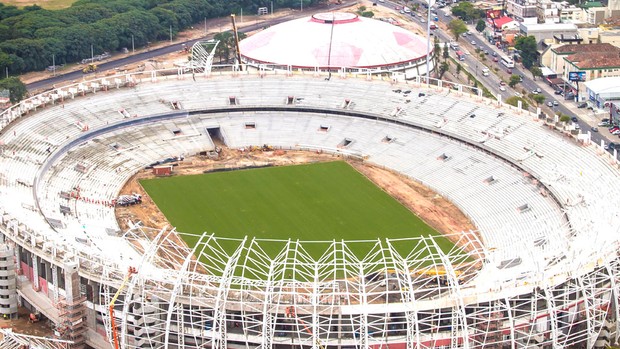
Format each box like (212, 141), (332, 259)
(116, 148), (480, 256)
(0, 307), (54, 337)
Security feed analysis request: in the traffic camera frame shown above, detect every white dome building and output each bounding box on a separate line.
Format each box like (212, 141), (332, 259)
(239, 12), (433, 78)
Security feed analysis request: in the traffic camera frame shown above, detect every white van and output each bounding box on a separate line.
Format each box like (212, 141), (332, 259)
(449, 42), (459, 50)
(481, 67), (490, 76)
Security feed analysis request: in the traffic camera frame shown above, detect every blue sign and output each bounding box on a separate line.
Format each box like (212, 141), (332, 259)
(568, 71), (586, 82)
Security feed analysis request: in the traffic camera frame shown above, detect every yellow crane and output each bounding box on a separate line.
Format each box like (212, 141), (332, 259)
(109, 266), (137, 349)
(230, 14), (243, 71)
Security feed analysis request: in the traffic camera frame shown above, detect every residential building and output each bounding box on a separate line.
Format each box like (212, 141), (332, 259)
(506, 0), (538, 21)
(559, 5), (585, 23)
(544, 44), (620, 100)
(536, 0), (561, 24)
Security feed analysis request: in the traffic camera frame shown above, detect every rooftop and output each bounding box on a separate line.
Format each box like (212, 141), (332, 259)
(566, 51), (620, 69)
(520, 23), (578, 31)
(584, 77), (620, 95)
(580, 1), (604, 8)
(553, 42), (619, 54)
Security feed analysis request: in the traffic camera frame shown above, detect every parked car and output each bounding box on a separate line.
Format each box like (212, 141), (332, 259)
(493, 57), (499, 62)
(507, 68), (513, 74)
(471, 40), (476, 45)
(491, 52), (498, 57)
(499, 85), (506, 91)
(546, 101), (553, 107)
(553, 101), (559, 106)
(571, 116), (578, 122)
(555, 90), (563, 95)
(499, 81), (506, 86)
(577, 102), (587, 108)
(591, 127), (599, 132)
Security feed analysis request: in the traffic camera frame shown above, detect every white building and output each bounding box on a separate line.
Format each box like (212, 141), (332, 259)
(584, 77), (620, 108)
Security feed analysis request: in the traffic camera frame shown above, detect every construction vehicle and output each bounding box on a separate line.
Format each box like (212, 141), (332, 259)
(82, 64), (97, 74)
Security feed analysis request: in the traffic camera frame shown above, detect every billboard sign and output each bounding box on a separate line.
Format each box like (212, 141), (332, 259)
(568, 71), (586, 82)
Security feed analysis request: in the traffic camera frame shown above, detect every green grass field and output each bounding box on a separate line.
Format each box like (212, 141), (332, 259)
(141, 161), (454, 258)
(1, 0), (76, 10)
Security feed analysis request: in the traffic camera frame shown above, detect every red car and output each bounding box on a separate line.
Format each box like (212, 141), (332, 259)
(507, 68), (513, 74)
(493, 57), (499, 62)
(499, 81), (506, 86)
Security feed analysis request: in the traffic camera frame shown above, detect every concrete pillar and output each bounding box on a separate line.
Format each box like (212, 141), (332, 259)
(0, 244), (18, 318)
(63, 261), (80, 303)
(32, 253), (39, 290)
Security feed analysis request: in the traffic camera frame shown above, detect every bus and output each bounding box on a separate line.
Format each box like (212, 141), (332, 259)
(500, 55), (515, 68)
(456, 50), (465, 61)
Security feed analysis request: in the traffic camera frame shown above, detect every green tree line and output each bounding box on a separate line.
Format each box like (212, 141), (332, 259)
(0, 0), (321, 75)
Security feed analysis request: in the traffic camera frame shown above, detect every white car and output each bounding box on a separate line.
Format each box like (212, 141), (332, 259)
(499, 86), (506, 91)
(404, 7), (411, 12)
(470, 40), (476, 45)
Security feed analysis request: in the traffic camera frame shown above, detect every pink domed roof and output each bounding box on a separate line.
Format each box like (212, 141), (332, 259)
(239, 12), (429, 69)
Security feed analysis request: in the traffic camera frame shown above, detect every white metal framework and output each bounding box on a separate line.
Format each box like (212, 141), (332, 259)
(0, 66), (619, 349)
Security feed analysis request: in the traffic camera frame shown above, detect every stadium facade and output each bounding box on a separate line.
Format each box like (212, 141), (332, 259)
(239, 12), (433, 78)
(0, 67), (619, 349)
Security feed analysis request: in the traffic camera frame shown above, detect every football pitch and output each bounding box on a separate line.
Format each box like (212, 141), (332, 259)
(140, 161), (454, 257)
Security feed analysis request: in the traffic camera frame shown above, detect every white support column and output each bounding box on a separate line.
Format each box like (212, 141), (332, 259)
(357, 261), (369, 349)
(164, 233), (212, 347)
(212, 236), (247, 349)
(311, 260), (320, 349)
(31, 253), (39, 291)
(604, 259), (620, 344)
(543, 285), (562, 349)
(428, 237), (470, 349)
(51, 265), (59, 304)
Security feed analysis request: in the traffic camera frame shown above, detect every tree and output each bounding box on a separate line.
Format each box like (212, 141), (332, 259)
(530, 66), (542, 81)
(448, 19), (467, 42)
(531, 93), (545, 106)
(456, 63), (462, 75)
(509, 74), (520, 88)
(451, 2), (485, 21)
(0, 77), (27, 103)
(505, 96), (529, 109)
(475, 19), (486, 33)
(442, 43), (449, 60)
(214, 30), (247, 64)
(514, 35), (537, 69)
(438, 61), (450, 79)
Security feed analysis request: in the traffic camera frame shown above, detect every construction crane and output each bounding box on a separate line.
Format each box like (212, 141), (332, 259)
(230, 14), (243, 71)
(109, 266), (137, 349)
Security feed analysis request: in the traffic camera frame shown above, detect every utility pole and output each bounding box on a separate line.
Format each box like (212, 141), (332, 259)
(131, 35), (135, 53)
(52, 54), (56, 76)
(271, 1), (274, 15)
(301, 0), (303, 11)
(91, 44), (94, 63)
(205, 17), (207, 35)
(170, 25), (173, 43)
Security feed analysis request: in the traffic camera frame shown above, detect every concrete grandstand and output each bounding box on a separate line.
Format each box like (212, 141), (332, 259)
(0, 66), (619, 349)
